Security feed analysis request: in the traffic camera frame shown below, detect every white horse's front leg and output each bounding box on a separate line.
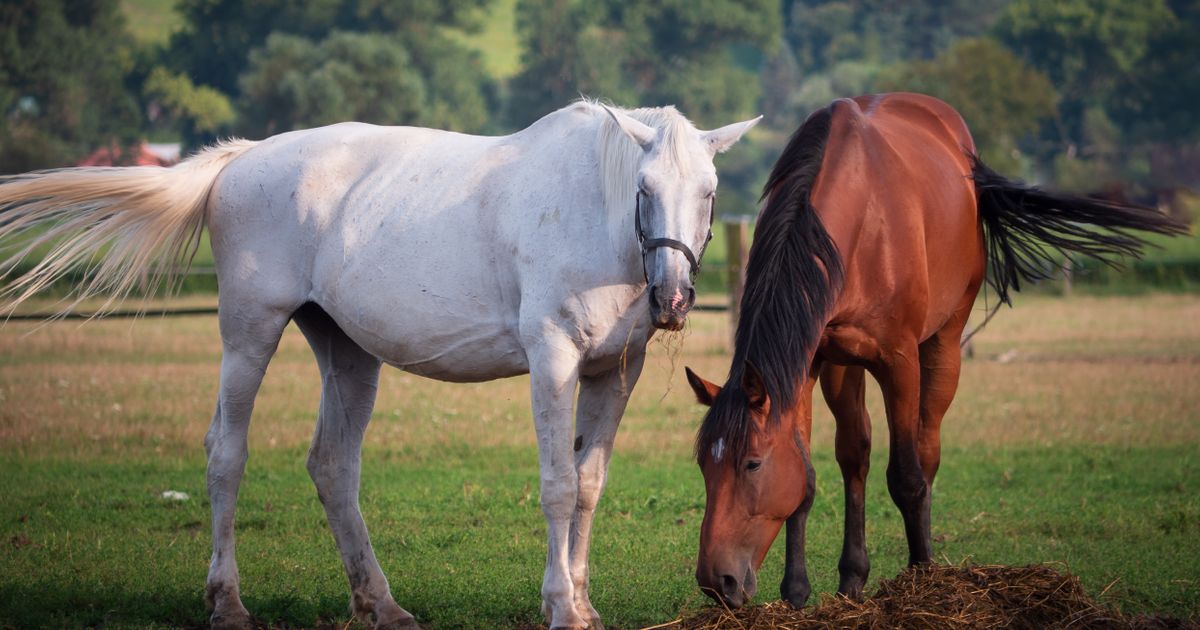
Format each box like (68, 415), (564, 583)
(527, 337), (586, 630)
(569, 353), (645, 629)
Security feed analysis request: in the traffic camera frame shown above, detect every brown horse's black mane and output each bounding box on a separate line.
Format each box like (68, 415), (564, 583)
(696, 104), (845, 463)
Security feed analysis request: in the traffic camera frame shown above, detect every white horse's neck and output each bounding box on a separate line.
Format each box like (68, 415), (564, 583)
(517, 101), (706, 283)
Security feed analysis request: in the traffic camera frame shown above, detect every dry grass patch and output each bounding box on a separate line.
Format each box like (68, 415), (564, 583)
(0, 293), (1196, 459)
(668, 564), (1197, 629)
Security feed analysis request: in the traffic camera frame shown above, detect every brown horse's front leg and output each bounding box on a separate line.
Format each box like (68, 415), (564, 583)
(780, 454), (817, 607)
(822, 364), (872, 598)
(781, 370), (819, 608)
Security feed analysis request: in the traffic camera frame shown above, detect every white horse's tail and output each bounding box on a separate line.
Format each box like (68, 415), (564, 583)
(0, 139), (258, 316)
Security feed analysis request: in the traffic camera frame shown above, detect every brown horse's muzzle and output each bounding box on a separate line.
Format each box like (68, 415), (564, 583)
(696, 559), (758, 608)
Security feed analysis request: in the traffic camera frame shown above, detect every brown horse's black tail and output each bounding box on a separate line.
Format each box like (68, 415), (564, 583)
(971, 155), (1189, 305)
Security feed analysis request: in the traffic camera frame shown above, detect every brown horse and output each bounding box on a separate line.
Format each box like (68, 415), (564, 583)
(684, 93), (1187, 608)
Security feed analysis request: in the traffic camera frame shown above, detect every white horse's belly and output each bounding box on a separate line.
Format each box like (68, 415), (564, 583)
(316, 268), (527, 382)
(352, 309), (526, 382)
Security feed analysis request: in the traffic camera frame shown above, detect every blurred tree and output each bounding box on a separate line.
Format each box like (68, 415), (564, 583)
(1108, 1), (1200, 192)
(994, 0), (1175, 148)
(166, 0), (494, 141)
(783, 0), (1011, 74)
(507, 0), (599, 127)
(507, 0), (779, 216)
(876, 37), (1057, 173)
(508, 0), (777, 128)
(994, 0), (1181, 190)
(167, 0), (489, 98)
(143, 68), (234, 134)
(238, 32), (425, 136)
(0, 0), (142, 172)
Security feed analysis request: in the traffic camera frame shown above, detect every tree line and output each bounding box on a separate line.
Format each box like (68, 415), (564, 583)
(2, 0), (1197, 216)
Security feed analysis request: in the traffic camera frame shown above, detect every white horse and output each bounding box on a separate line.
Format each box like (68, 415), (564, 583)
(0, 101), (758, 629)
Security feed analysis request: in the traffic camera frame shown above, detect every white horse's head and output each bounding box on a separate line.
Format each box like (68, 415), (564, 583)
(600, 104), (760, 330)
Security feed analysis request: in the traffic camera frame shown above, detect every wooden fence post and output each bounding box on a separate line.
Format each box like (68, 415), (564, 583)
(724, 217), (751, 345)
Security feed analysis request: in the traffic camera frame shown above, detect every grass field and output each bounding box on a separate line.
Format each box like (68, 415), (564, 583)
(1, 293), (1198, 628)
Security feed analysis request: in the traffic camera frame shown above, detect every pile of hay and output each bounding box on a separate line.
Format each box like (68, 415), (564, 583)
(667, 564), (1195, 629)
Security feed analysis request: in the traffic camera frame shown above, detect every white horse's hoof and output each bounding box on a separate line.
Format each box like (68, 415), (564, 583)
(376, 616), (420, 630)
(209, 610), (255, 630)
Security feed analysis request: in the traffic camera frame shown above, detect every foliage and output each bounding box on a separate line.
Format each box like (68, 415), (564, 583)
(783, 0), (1012, 73)
(142, 68), (234, 134)
(876, 38), (1057, 173)
(993, 0), (1181, 187)
(238, 31), (426, 137)
(994, 0), (1176, 103)
(165, 0), (489, 99)
(508, 0), (778, 128)
(163, 0), (494, 141)
(0, 0), (142, 173)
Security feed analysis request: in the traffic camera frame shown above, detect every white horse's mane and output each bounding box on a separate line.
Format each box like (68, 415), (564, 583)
(569, 99), (701, 218)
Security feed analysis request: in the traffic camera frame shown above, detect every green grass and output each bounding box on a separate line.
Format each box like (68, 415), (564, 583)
(2, 445), (1196, 629)
(1, 294), (1198, 628)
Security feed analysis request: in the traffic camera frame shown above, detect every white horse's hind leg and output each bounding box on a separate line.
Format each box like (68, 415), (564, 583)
(293, 304), (416, 630)
(568, 354), (645, 630)
(205, 308), (291, 630)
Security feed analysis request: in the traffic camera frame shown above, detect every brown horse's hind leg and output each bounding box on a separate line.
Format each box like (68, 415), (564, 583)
(821, 363), (872, 598)
(780, 368), (820, 608)
(874, 341), (932, 566)
(918, 325), (966, 481)
(914, 305), (971, 535)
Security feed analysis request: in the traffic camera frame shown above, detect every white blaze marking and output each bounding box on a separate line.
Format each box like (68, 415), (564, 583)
(711, 438), (726, 463)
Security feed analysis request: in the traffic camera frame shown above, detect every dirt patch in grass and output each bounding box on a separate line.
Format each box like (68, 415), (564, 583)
(666, 564), (1197, 629)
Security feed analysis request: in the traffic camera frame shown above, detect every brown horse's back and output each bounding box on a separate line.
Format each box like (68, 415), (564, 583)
(813, 93), (984, 353)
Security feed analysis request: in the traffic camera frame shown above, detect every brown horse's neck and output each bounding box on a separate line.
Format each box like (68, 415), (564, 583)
(730, 104), (843, 423)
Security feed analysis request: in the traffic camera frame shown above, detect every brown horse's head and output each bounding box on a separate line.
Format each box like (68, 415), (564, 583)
(686, 363), (810, 607)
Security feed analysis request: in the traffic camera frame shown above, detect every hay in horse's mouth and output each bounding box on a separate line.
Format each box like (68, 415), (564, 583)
(664, 563), (1194, 629)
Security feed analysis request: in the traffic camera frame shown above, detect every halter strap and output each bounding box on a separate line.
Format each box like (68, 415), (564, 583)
(635, 191), (714, 281)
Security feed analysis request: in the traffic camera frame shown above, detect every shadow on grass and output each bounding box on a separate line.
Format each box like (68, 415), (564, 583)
(0, 582), (355, 629)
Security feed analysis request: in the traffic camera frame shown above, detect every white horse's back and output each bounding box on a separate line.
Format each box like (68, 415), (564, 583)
(207, 113), (606, 380)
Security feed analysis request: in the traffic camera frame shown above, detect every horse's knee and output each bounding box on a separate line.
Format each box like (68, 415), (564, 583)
(540, 468), (579, 521)
(886, 462), (927, 507)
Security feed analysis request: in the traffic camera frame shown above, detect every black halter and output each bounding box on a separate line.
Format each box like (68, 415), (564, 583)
(634, 190), (714, 282)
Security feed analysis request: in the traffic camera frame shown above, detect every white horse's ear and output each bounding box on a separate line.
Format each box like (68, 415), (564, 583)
(701, 116), (762, 155)
(600, 104), (657, 149)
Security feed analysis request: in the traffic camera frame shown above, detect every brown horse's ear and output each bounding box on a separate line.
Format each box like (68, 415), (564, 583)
(741, 360), (768, 409)
(685, 366), (721, 406)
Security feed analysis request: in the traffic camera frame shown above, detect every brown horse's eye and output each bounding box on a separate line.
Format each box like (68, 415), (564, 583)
(746, 460), (762, 472)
